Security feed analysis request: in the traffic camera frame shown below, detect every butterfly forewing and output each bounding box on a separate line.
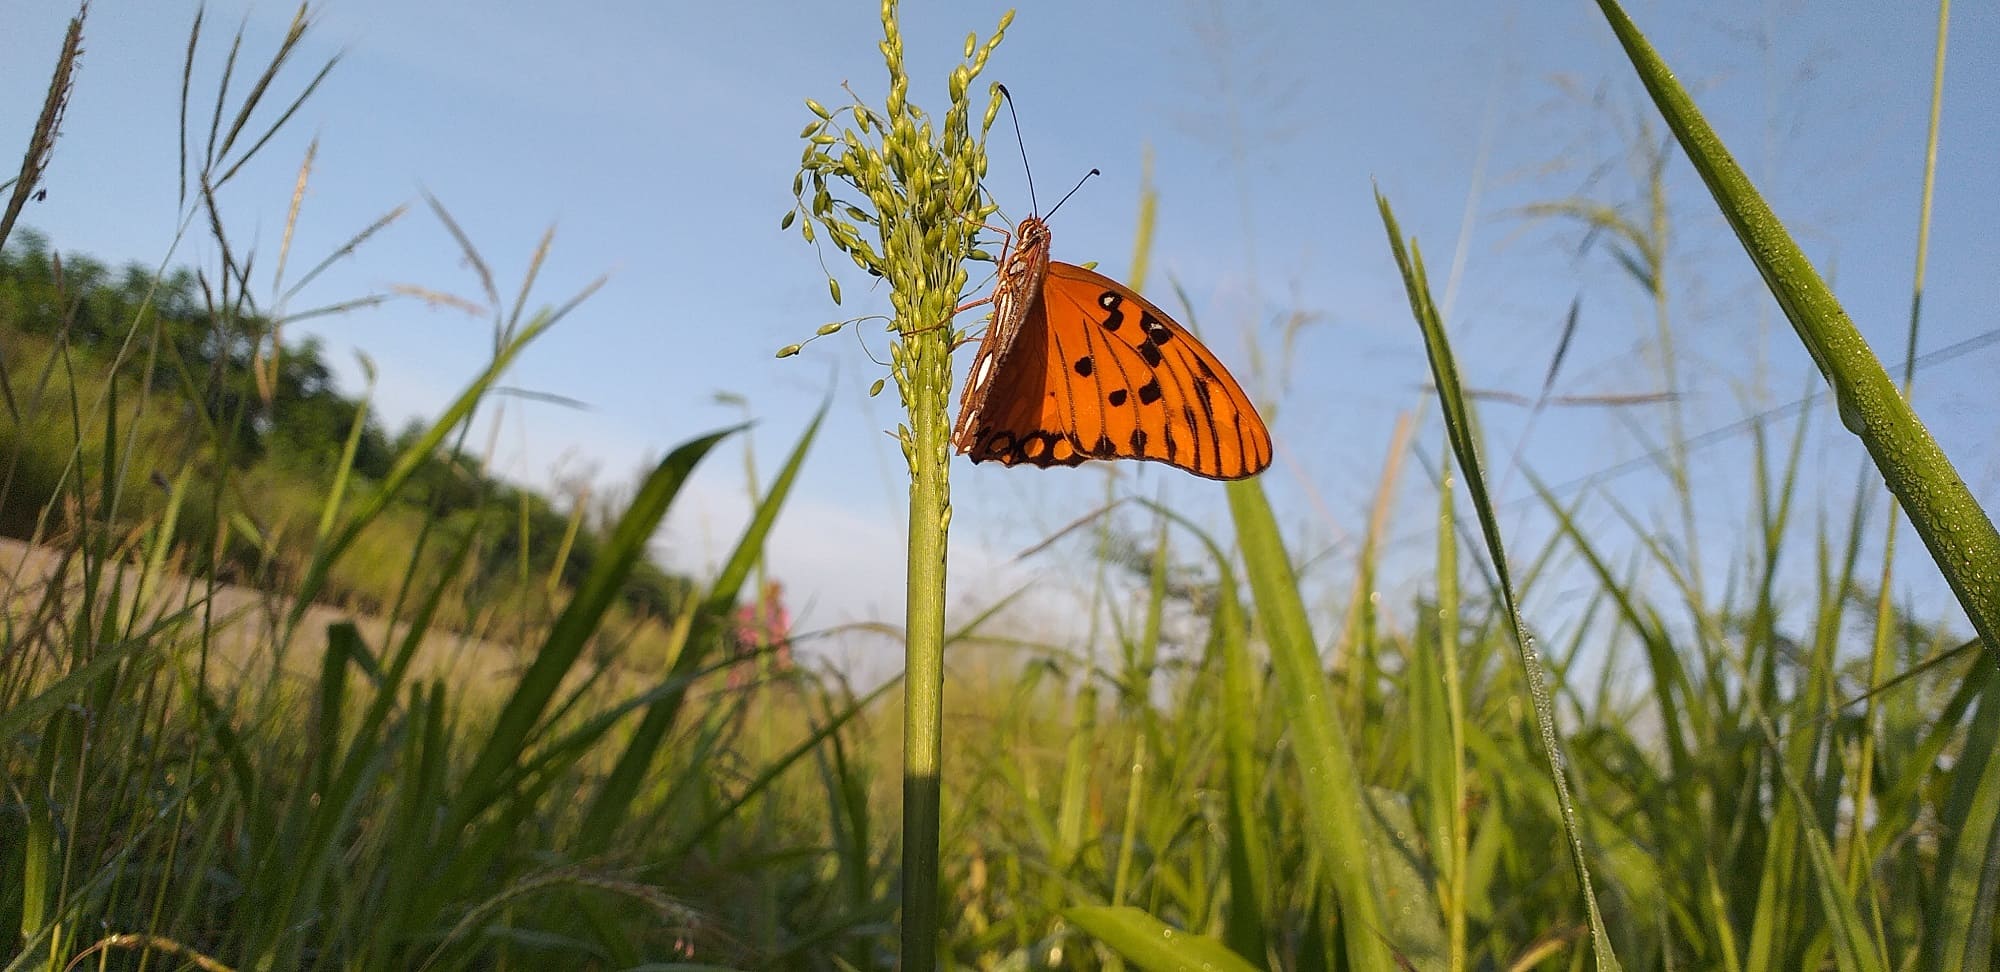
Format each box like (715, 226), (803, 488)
(953, 218), (1272, 481)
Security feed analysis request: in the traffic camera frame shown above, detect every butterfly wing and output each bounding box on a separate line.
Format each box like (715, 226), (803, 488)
(952, 219), (1052, 453)
(956, 260), (1272, 481)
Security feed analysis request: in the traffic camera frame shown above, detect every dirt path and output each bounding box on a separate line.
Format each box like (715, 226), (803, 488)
(1, 536), (528, 692)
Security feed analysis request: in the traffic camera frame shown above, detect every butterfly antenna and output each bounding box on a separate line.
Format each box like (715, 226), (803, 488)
(1044, 168), (1100, 222)
(997, 83), (1038, 215)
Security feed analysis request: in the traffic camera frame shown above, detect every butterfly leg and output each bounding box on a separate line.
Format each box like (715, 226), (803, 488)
(898, 315), (985, 351)
(929, 211), (1012, 350)
(948, 323), (988, 351)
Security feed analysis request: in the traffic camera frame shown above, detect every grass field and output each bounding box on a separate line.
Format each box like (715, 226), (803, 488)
(4, 2), (1996, 970)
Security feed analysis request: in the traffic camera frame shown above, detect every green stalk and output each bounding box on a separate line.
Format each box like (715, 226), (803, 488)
(785, 6), (1009, 965)
(1595, 0), (2000, 649)
(902, 350), (950, 968)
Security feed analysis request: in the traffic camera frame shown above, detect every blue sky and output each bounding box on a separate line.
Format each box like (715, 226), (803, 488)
(6, 2), (1996, 671)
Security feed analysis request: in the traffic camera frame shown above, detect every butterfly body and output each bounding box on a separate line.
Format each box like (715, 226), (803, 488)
(951, 216), (1272, 481)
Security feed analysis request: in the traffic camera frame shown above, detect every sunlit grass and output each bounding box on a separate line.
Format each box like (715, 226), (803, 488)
(3, 1), (1993, 971)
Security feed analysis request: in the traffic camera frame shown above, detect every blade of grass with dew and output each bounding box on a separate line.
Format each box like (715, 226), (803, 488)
(1528, 468), (1753, 969)
(1226, 478), (1394, 968)
(574, 402), (823, 853)
(1593, 0), (2000, 649)
(1377, 191), (1622, 970)
(1555, 0), (1968, 933)
(1066, 905), (1263, 972)
(1367, 785), (1448, 966)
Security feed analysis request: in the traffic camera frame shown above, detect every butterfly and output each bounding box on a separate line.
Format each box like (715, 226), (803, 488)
(950, 215), (1273, 480)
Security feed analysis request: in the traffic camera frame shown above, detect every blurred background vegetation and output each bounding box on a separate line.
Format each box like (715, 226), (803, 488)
(0, 227), (691, 626)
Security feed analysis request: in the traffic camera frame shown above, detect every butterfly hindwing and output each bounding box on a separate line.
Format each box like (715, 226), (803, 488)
(952, 217), (1272, 481)
(1038, 263), (1270, 479)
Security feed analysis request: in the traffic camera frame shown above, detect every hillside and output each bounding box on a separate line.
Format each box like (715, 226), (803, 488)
(0, 229), (691, 632)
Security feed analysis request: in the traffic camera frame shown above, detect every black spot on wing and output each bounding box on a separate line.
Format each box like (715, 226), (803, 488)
(1096, 292), (1125, 332)
(1138, 379), (1162, 405)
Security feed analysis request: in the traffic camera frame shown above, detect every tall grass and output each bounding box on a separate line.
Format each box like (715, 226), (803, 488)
(4, 2), (1993, 970)
(3, 7), (891, 971)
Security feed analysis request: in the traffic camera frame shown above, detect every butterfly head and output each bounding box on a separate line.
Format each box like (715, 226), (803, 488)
(1004, 216), (1053, 278)
(1015, 216), (1051, 250)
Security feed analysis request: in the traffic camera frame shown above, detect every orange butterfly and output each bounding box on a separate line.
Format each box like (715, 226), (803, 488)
(951, 215), (1273, 480)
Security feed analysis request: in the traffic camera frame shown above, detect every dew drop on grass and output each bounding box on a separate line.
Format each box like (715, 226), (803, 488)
(1836, 391), (1866, 436)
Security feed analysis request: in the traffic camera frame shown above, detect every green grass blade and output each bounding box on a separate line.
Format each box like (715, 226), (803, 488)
(0, 641), (142, 744)
(1377, 191), (1621, 970)
(1408, 486), (1460, 969)
(1367, 787), (1447, 967)
(573, 403), (823, 852)
(1226, 478), (1392, 969)
(1593, 0), (2000, 650)
(666, 671), (901, 859)
(1209, 542), (1272, 964)
(452, 422), (743, 826)
(1139, 501), (1272, 965)
(1065, 905), (1262, 972)
(1432, 457), (1469, 972)
(314, 621), (358, 796)
(1930, 674), (2000, 970)
(1757, 715), (1888, 972)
